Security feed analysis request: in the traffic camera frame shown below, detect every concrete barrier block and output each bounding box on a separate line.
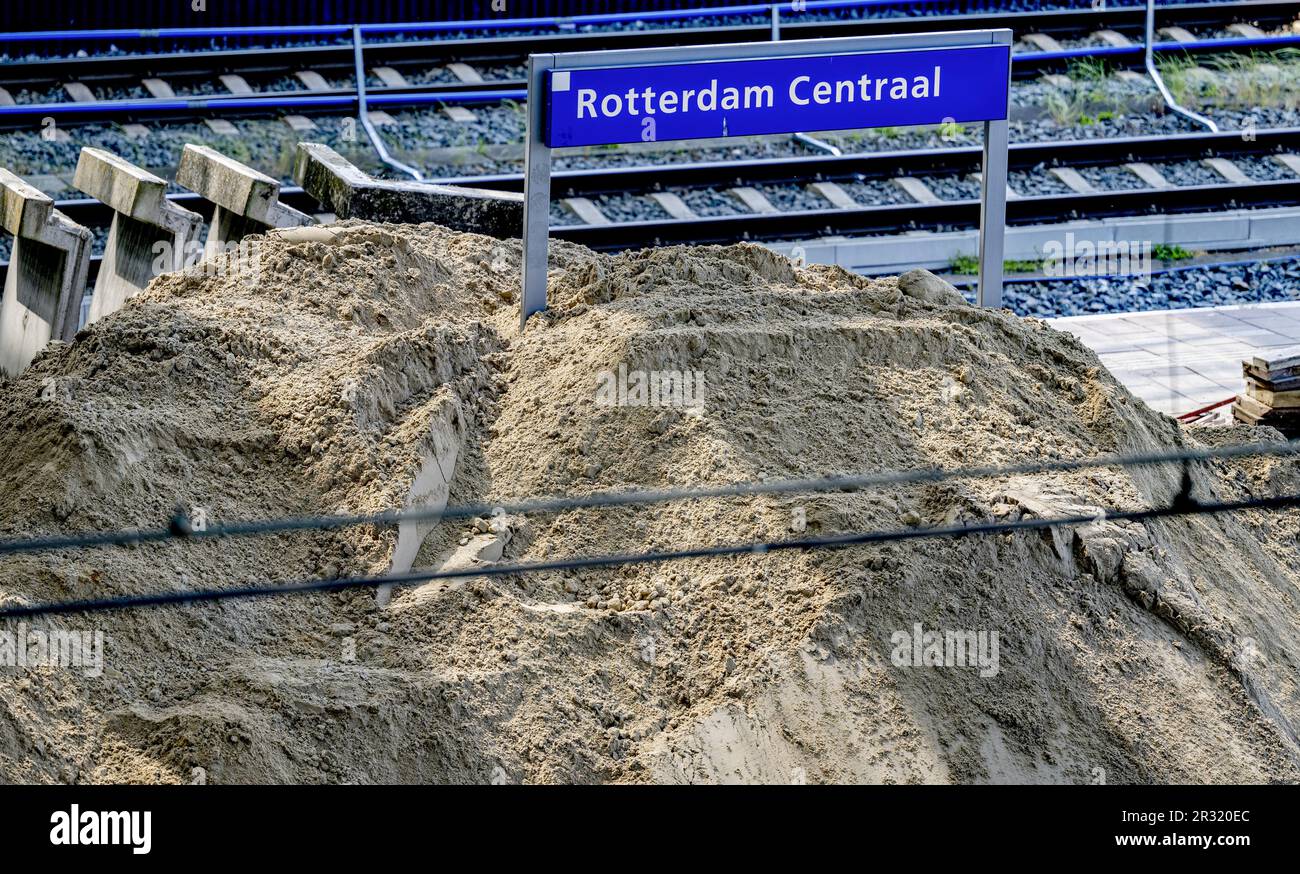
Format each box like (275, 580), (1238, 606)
(73, 148), (202, 326)
(73, 147), (167, 219)
(262, 201), (313, 229)
(178, 143), (314, 246)
(0, 169), (53, 239)
(0, 168), (92, 376)
(382, 397), (464, 608)
(293, 142), (524, 238)
(177, 143), (279, 223)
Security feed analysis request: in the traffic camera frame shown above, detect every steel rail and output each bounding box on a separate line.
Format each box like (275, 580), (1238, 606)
(6, 127), (1299, 281)
(5, 179), (1297, 278)
(553, 180), (1300, 250)
(0, 1), (1294, 95)
(3, 32), (1296, 130)
(30, 126), (1300, 222)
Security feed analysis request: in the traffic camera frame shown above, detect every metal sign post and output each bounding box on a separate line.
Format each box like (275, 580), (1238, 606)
(521, 51), (555, 331)
(521, 29), (1013, 329)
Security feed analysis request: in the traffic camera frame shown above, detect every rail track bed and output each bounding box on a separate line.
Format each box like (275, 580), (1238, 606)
(7, 127), (1298, 279)
(463, 127), (1300, 250)
(0, 1), (1295, 130)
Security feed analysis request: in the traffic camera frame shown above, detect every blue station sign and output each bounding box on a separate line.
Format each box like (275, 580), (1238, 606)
(545, 44), (1010, 148)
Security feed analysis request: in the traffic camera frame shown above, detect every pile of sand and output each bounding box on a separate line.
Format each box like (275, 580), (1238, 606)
(1, 222), (1298, 784)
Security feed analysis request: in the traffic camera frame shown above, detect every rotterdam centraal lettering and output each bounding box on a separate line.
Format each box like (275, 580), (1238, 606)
(575, 66), (940, 118)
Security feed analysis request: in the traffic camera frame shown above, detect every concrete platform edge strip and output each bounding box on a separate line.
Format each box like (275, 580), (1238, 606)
(765, 206), (1300, 275)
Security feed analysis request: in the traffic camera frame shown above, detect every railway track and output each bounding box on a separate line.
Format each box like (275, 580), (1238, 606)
(527, 128), (1300, 248)
(0, 1), (1295, 128)
(7, 126), (1298, 286)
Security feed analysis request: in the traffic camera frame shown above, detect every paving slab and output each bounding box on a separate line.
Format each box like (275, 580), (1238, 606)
(1052, 301), (1300, 417)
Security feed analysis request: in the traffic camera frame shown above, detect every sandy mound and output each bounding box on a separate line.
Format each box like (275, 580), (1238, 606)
(1, 222), (1298, 784)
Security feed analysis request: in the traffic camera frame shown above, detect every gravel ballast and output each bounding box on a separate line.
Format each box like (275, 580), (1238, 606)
(974, 257), (1300, 319)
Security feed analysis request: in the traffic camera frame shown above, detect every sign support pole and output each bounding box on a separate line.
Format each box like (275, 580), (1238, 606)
(978, 116), (1008, 309)
(521, 53), (555, 331)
